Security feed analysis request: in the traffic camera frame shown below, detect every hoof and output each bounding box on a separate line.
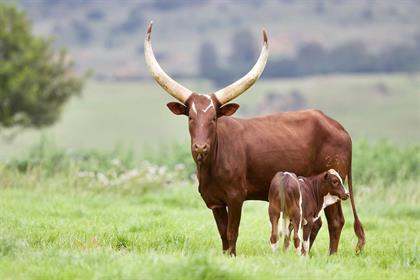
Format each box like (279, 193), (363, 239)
(271, 243), (278, 252)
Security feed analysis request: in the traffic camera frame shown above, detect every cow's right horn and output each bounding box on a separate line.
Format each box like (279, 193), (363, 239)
(214, 29), (269, 105)
(144, 21), (192, 104)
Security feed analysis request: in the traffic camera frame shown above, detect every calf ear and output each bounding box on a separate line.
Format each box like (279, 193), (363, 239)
(167, 102), (188, 116)
(218, 103), (240, 117)
(324, 172), (329, 180)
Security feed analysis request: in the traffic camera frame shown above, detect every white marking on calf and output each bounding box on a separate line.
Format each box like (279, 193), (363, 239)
(314, 193), (340, 221)
(297, 186), (303, 252)
(328, 169), (348, 193)
(279, 212), (284, 236)
(302, 238), (310, 256)
(283, 171), (293, 177)
(271, 242), (278, 252)
(284, 218), (290, 237)
(328, 169), (343, 185)
(283, 171), (304, 251)
(279, 212), (288, 237)
(279, 210), (290, 246)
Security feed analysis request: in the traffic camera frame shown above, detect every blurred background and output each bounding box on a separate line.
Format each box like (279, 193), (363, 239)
(1, 0), (419, 159)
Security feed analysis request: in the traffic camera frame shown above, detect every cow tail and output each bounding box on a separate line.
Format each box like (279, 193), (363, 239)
(348, 162), (365, 254)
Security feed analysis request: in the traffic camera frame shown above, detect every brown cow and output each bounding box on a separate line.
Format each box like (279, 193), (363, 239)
(268, 169), (349, 256)
(144, 22), (365, 256)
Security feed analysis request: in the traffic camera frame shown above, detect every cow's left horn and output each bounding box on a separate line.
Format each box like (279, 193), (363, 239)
(214, 29), (269, 105)
(144, 21), (192, 103)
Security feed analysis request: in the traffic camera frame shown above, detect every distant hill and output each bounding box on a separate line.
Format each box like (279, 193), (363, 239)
(17, 0), (420, 79)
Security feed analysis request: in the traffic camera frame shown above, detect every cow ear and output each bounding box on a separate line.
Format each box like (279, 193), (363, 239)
(218, 103), (239, 117)
(167, 102), (188, 116)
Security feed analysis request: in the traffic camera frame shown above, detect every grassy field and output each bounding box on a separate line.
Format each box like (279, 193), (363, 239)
(1, 73), (419, 160)
(0, 141), (419, 279)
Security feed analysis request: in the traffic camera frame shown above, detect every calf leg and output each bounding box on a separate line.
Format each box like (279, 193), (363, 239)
(268, 205), (280, 252)
(301, 224), (312, 256)
(291, 213), (302, 252)
(212, 207), (228, 252)
(324, 202), (345, 255)
(226, 200), (244, 256)
(309, 218), (322, 250)
(283, 219), (292, 250)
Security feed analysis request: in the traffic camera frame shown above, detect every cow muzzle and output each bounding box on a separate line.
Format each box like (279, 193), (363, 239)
(192, 143), (210, 163)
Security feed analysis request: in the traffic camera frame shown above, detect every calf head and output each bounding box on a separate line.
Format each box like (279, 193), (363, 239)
(144, 22), (269, 165)
(321, 169), (349, 200)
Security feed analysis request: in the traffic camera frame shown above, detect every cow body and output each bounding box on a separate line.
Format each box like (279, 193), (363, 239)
(268, 170), (349, 255)
(198, 108), (350, 200)
(195, 107), (362, 255)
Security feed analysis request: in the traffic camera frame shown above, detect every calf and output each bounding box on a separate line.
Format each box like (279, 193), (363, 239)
(268, 169), (349, 256)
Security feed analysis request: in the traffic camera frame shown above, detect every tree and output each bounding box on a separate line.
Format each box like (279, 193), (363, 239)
(228, 29), (258, 79)
(198, 41), (220, 78)
(197, 41), (236, 87)
(0, 4), (84, 132)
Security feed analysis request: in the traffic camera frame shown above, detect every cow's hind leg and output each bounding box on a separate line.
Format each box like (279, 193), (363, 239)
(268, 206), (280, 252)
(324, 202), (345, 255)
(226, 199), (244, 256)
(212, 207), (228, 252)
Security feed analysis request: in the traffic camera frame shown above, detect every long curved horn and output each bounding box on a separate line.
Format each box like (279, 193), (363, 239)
(144, 22), (192, 103)
(214, 29), (269, 105)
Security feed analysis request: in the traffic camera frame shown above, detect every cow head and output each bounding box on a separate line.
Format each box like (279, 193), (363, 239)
(167, 94), (239, 163)
(144, 22), (269, 165)
(322, 169), (349, 200)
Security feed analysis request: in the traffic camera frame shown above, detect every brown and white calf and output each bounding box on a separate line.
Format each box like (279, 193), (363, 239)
(268, 169), (349, 256)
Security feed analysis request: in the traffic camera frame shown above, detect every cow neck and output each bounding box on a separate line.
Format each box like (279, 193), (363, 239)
(196, 128), (219, 185)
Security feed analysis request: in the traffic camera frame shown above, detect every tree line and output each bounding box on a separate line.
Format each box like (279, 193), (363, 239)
(198, 29), (420, 86)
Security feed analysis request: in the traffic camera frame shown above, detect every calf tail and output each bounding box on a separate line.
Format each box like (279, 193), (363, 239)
(348, 164), (365, 254)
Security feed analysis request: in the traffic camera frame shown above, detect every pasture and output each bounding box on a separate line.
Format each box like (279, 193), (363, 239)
(1, 73), (419, 160)
(0, 73), (419, 279)
(0, 140), (418, 279)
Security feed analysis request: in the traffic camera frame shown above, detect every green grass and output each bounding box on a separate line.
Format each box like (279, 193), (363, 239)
(0, 141), (419, 279)
(0, 180), (418, 279)
(0, 73), (419, 160)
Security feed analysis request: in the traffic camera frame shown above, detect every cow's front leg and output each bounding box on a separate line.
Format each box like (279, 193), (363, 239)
(324, 202), (345, 255)
(212, 207), (228, 252)
(226, 199), (244, 256)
